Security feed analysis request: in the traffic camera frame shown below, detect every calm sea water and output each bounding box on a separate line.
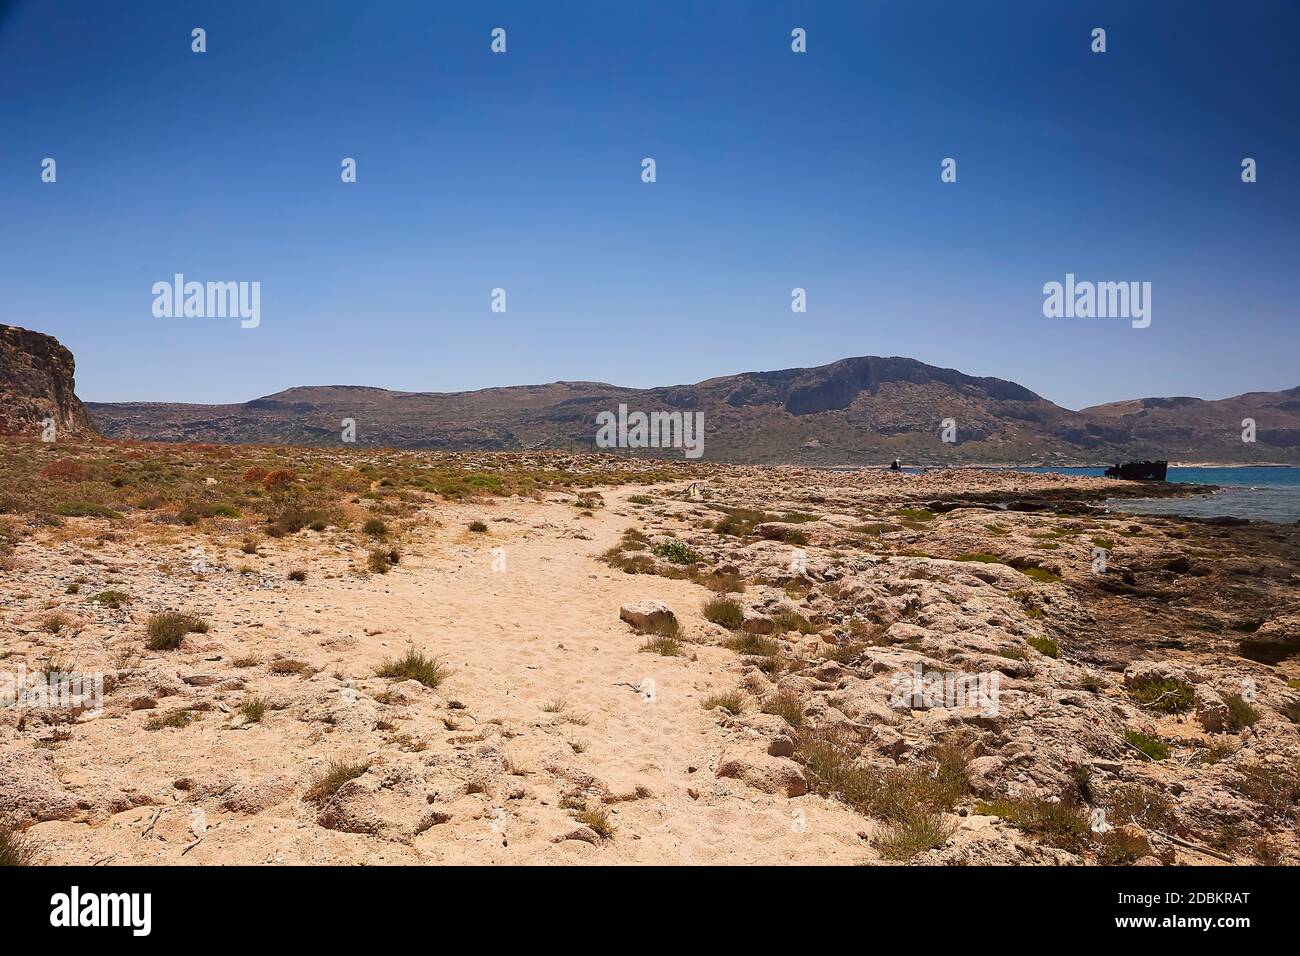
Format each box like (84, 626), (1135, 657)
(1019, 466), (1300, 524)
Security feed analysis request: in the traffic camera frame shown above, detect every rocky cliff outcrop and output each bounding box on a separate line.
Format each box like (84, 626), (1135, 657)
(0, 325), (96, 438)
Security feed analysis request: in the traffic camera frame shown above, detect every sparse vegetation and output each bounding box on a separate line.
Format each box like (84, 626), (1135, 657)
(877, 810), (956, 861)
(376, 649), (448, 689)
(1026, 635), (1059, 658)
(1123, 729), (1170, 761)
(975, 796), (1091, 852)
(145, 611), (209, 650)
(305, 760), (370, 803)
(267, 658), (313, 676)
(795, 727), (968, 859)
(702, 596), (744, 629)
(770, 611), (816, 636)
(1093, 827), (1152, 865)
(1128, 678), (1194, 714)
(1020, 566), (1062, 584)
(468, 520), (488, 533)
(1079, 671), (1106, 693)
(726, 632), (779, 657)
(239, 697), (267, 723)
(89, 590), (130, 608)
(639, 635), (682, 656)
(1107, 784), (1178, 833)
(39, 611), (75, 634)
(761, 689), (804, 728)
(367, 548), (397, 574)
(1223, 692), (1261, 731)
(573, 807), (616, 839)
(629, 614), (680, 640)
(955, 552), (1002, 564)
(0, 820), (35, 866)
(145, 710), (198, 731)
(702, 691), (746, 715)
(654, 539), (701, 565)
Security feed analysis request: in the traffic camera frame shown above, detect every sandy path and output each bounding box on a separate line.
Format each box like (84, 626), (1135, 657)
(28, 486), (869, 865)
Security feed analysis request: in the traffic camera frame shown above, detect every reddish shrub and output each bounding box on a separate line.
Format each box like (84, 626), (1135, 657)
(242, 467), (268, 483)
(261, 469), (296, 491)
(39, 460), (89, 482)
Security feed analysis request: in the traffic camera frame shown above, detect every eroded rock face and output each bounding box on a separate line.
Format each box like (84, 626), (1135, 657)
(0, 325), (96, 438)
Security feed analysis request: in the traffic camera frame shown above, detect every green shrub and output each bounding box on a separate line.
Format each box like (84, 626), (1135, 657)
(876, 810), (956, 861)
(975, 796), (1091, 851)
(654, 540), (701, 565)
(90, 590), (131, 608)
(1223, 692), (1260, 731)
(1123, 730), (1170, 761)
(1128, 678), (1194, 714)
(53, 502), (119, 519)
(1021, 567), (1062, 584)
(1026, 635), (1059, 658)
(703, 596), (744, 629)
(726, 633), (779, 657)
(639, 635), (682, 656)
(376, 649), (448, 689)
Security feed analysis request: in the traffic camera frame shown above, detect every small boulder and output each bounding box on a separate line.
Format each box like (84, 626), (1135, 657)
(619, 601), (675, 631)
(716, 749), (807, 797)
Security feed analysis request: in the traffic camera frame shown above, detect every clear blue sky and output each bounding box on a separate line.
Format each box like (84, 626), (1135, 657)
(1, 0), (1297, 409)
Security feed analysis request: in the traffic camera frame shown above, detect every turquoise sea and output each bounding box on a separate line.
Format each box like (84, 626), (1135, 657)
(1019, 466), (1300, 524)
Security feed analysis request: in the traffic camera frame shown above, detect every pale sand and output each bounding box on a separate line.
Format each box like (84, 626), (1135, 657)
(20, 485), (870, 865)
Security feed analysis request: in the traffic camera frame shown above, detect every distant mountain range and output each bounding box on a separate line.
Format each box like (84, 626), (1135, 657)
(3, 325), (1295, 464)
(79, 351), (1300, 466)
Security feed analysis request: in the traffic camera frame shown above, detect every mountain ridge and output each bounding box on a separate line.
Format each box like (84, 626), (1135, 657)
(77, 347), (1300, 465)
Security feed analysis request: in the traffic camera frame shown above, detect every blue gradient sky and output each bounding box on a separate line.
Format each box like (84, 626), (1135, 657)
(1, 0), (1297, 409)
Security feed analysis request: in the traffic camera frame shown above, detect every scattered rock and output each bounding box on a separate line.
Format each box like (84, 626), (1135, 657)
(619, 601), (676, 631)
